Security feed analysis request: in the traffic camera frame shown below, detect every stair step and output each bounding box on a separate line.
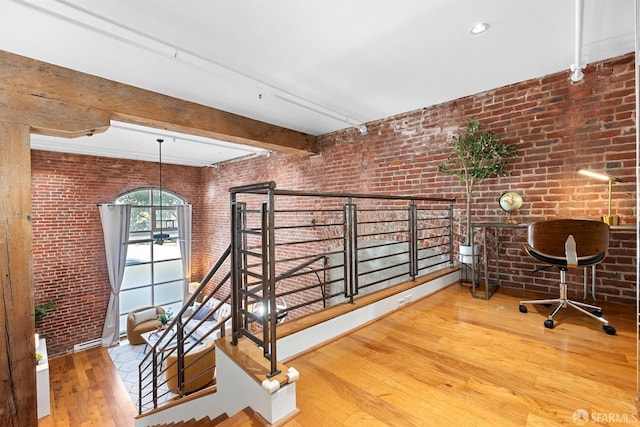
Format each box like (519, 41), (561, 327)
(218, 407), (265, 427)
(192, 416), (214, 426)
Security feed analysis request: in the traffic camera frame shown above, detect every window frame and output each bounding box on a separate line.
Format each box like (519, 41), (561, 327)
(116, 188), (187, 335)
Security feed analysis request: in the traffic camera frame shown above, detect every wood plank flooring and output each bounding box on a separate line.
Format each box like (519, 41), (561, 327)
(285, 285), (639, 426)
(38, 284), (639, 426)
(38, 344), (137, 427)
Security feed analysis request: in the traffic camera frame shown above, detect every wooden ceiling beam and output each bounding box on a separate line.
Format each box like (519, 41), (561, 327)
(0, 88), (110, 138)
(0, 50), (318, 155)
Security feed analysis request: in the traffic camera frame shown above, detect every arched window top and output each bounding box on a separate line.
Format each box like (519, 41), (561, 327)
(116, 187), (186, 206)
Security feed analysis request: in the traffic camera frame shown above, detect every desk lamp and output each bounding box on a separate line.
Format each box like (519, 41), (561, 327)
(578, 169), (621, 225)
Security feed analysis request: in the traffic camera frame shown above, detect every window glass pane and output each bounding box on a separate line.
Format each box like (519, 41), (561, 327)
(153, 240), (181, 261)
(127, 242), (151, 264)
(164, 194), (182, 206)
(152, 189), (182, 206)
(119, 314), (128, 335)
(154, 259), (183, 283)
(120, 286), (152, 313)
(130, 207), (151, 232)
(128, 230), (151, 243)
(122, 263), (152, 290)
(154, 208), (177, 231)
(117, 189), (151, 206)
(155, 280), (183, 306)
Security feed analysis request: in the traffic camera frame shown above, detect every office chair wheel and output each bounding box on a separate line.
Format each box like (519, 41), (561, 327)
(519, 304), (528, 313)
(592, 310), (603, 317)
(603, 325), (616, 335)
(544, 319), (554, 329)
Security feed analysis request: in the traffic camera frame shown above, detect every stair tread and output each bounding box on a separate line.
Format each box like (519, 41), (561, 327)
(217, 407), (264, 427)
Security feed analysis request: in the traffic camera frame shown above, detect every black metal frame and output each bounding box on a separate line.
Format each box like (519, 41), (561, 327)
(137, 182), (455, 413)
(229, 182), (455, 377)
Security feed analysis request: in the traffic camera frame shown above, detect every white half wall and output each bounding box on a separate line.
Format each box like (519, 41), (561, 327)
(135, 347), (298, 426)
(135, 269), (458, 426)
(279, 270), (458, 361)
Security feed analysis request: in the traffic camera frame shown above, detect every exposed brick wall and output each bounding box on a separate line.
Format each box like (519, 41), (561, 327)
(199, 52), (636, 305)
(31, 150), (202, 356)
(32, 52), (637, 355)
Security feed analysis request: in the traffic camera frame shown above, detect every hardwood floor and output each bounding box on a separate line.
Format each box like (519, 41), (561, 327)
(38, 344), (137, 427)
(285, 285), (639, 426)
(38, 284), (638, 426)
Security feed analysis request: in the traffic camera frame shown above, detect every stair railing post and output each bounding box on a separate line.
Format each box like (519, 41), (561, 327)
(260, 200), (270, 360)
(448, 202), (454, 264)
(152, 350), (159, 407)
(343, 199), (358, 303)
(176, 321), (185, 396)
(238, 203), (249, 333)
(409, 201), (418, 280)
(230, 194), (241, 345)
(265, 186), (280, 377)
(351, 203), (359, 298)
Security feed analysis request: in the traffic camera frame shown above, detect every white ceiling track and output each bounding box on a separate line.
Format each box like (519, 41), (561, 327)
(12, 0), (368, 134)
(570, 0), (586, 82)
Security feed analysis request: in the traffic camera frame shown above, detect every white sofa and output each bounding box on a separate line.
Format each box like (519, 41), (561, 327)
(183, 298), (231, 343)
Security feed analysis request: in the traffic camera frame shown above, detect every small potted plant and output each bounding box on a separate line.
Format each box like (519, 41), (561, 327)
(438, 120), (517, 262)
(35, 352), (44, 365)
(35, 301), (56, 325)
(157, 308), (174, 327)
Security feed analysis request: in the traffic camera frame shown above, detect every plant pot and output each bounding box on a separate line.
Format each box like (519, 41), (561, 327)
(458, 244), (479, 265)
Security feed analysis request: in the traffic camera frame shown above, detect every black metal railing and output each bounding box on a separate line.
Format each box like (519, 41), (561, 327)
(229, 182), (455, 377)
(136, 246), (231, 413)
(137, 182), (455, 414)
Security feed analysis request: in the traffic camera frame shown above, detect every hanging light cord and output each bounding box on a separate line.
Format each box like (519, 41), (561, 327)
(155, 138), (166, 244)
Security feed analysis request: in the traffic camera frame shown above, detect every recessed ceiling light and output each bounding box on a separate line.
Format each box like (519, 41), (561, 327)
(470, 22), (490, 35)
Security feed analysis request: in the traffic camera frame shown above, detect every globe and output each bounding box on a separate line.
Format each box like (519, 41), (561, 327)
(499, 192), (523, 212)
(499, 192), (522, 224)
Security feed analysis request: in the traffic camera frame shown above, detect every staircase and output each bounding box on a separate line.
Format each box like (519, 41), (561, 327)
(153, 407), (265, 427)
(140, 183), (456, 426)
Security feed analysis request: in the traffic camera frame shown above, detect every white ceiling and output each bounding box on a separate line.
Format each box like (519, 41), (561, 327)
(0, 0), (636, 167)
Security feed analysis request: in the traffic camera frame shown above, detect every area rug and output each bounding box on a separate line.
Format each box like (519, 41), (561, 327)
(108, 340), (170, 411)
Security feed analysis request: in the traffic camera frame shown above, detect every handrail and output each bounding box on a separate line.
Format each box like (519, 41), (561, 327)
(137, 183), (455, 414)
(137, 245), (232, 413)
(230, 180), (456, 203)
(229, 182), (455, 377)
(275, 254), (327, 282)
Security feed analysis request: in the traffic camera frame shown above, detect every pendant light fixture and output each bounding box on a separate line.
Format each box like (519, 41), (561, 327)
(153, 138), (170, 245)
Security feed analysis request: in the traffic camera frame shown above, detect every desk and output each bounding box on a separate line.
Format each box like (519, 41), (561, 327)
(469, 221), (637, 300)
(470, 222), (527, 299)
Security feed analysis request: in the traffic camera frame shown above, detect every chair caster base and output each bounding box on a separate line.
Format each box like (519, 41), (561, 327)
(544, 319), (554, 329)
(519, 304), (528, 313)
(603, 325), (616, 335)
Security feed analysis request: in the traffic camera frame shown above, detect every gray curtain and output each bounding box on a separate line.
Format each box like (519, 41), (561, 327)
(176, 204), (193, 302)
(98, 204), (131, 347)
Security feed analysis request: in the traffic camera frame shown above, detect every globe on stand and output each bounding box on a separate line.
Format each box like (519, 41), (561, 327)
(499, 192), (523, 224)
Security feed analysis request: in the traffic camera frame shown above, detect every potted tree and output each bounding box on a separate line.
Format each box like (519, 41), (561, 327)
(438, 120), (517, 263)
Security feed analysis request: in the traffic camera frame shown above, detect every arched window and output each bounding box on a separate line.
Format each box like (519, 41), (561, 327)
(116, 188), (187, 335)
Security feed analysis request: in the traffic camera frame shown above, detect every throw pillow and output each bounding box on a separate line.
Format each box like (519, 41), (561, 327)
(217, 304), (231, 321)
(134, 308), (158, 325)
(193, 305), (214, 321)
